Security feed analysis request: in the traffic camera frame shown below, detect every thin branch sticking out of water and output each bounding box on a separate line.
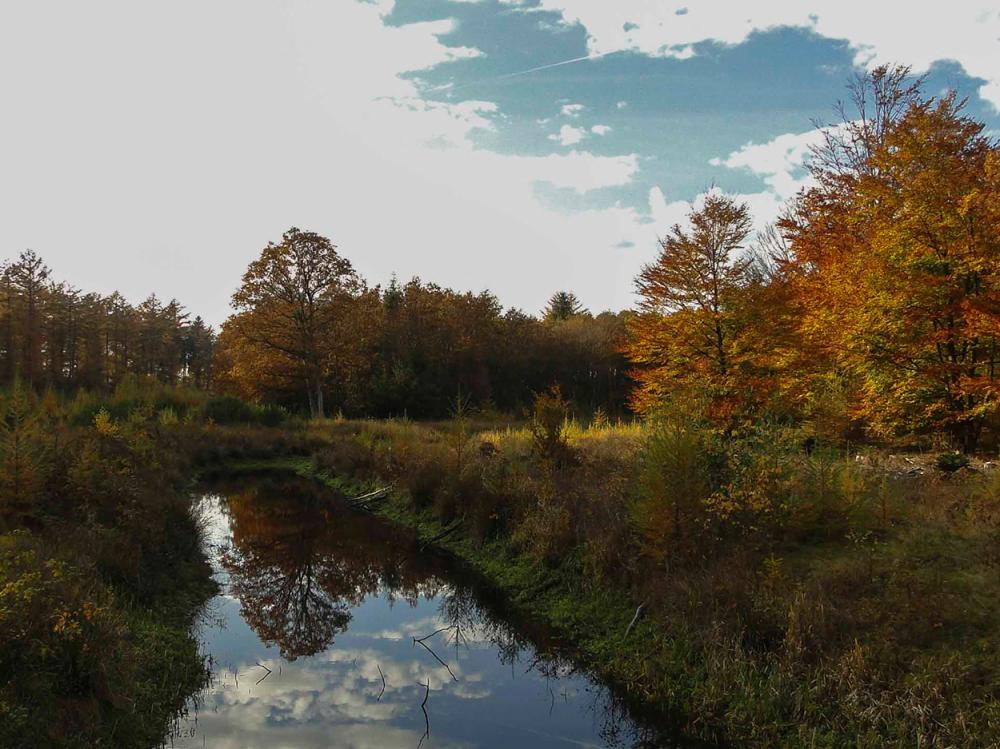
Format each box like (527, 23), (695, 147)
(413, 635), (459, 682)
(254, 662), (272, 686)
(414, 626), (452, 645)
(417, 680), (430, 749)
(377, 664), (386, 702)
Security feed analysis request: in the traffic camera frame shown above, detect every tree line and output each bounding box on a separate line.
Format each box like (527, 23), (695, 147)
(0, 250), (214, 391)
(214, 236), (630, 419)
(10, 65), (998, 450)
(0, 245), (629, 421)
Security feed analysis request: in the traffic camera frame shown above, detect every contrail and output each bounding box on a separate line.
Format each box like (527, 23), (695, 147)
(427, 49), (622, 93)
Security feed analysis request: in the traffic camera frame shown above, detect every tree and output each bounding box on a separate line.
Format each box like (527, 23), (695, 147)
(7, 251), (50, 387)
(0, 382), (49, 522)
(626, 193), (754, 418)
(181, 316), (215, 388)
(782, 69), (1000, 450)
(544, 291), (587, 321)
(231, 228), (360, 418)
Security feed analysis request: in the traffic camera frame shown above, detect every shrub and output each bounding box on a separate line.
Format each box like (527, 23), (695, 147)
(633, 404), (716, 566)
(936, 451), (970, 473)
(200, 395), (256, 424)
(530, 386), (572, 466)
(199, 395), (286, 426)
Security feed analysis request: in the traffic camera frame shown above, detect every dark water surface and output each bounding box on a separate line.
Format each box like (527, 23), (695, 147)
(168, 472), (691, 749)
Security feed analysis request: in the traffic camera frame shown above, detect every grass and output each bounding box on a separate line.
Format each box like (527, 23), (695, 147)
(205, 415), (1000, 748)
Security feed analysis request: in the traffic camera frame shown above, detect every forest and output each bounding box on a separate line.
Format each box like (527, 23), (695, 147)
(3, 65), (1000, 748)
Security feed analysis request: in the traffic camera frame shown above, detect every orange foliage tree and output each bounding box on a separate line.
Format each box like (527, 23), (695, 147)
(226, 228), (368, 418)
(626, 193), (764, 423)
(781, 67), (1000, 450)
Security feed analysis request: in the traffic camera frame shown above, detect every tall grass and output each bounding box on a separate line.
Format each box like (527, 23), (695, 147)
(297, 407), (1000, 748)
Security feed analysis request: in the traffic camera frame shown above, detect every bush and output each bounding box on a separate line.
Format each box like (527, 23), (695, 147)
(633, 405), (716, 565)
(199, 395), (286, 426)
(0, 533), (127, 747)
(530, 386), (572, 467)
(936, 451), (970, 473)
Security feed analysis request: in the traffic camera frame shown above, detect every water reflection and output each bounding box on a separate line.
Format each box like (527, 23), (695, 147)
(169, 473), (688, 748)
(221, 479), (448, 659)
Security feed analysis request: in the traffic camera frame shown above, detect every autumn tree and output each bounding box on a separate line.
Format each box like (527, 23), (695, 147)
(0, 382), (49, 522)
(0, 252), (208, 392)
(626, 193), (754, 418)
(230, 228), (361, 418)
(782, 67), (1000, 450)
(7, 251), (50, 387)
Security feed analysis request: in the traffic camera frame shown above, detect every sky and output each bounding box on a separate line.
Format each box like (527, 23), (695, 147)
(2, 1), (999, 326)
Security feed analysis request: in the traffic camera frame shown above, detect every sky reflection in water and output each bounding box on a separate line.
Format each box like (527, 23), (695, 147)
(169, 474), (672, 749)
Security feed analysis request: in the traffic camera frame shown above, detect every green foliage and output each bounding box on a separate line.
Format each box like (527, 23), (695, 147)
(543, 290), (587, 321)
(936, 451), (970, 472)
(200, 395), (286, 426)
(530, 386), (572, 466)
(0, 383), (50, 523)
(0, 383), (215, 747)
(634, 403), (716, 563)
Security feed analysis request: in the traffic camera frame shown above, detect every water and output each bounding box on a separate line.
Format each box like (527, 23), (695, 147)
(168, 472), (689, 749)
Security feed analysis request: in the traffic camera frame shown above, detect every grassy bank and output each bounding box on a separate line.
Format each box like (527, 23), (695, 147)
(0, 387), (219, 749)
(207, 414), (1000, 749)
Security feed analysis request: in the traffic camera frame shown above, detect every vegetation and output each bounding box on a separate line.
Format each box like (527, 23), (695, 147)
(628, 66), (1000, 452)
(0, 382), (220, 749)
(232, 412), (997, 748)
(4, 64), (1000, 748)
(0, 251), (214, 391)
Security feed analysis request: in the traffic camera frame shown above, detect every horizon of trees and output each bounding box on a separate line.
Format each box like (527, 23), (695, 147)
(0, 250), (214, 392)
(0, 245), (631, 419)
(216, 236), (631, 418)
(6, 65), (999, 451)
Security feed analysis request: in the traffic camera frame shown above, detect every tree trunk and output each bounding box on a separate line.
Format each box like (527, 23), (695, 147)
(305, 372), (324, 419)
(314, 380), (324, 419)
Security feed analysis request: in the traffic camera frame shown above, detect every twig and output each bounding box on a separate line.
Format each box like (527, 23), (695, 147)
(376, 664), (386, 701)
(420, 518), (464, 549)
(417, 680), (430, 749)
(413, 636), (459, 681)
(623, 602), (647, 640)
(254, 662), (272, 685)
(414, 626), (452, 644)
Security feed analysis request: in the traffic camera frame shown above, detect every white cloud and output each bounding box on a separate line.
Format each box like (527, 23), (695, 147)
(548, 124), (589, 146)
(560, 102), (585, 116)
(0, 0), (649, 321)
(591, 124), (612, 136)
(710, 127), (828, 201)
(648, 184), (784, 243)
(523, 1), (1000, 108)
(645, 126), (828, 241)
(616, 100), (628, 109)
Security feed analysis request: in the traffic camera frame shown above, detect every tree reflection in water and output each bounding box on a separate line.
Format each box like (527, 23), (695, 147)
(203, 473), (680, 748)
(218, 475), (448, 660)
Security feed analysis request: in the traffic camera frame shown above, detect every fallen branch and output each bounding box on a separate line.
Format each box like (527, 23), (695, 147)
(420, 519), (464, 549)
(254, 661), (273, 685)
(348, 487), (390, 508)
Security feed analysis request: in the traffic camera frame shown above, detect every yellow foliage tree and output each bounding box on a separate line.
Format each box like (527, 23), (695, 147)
(626, 193), (765, 423)
(782, 69), (1000, 450)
